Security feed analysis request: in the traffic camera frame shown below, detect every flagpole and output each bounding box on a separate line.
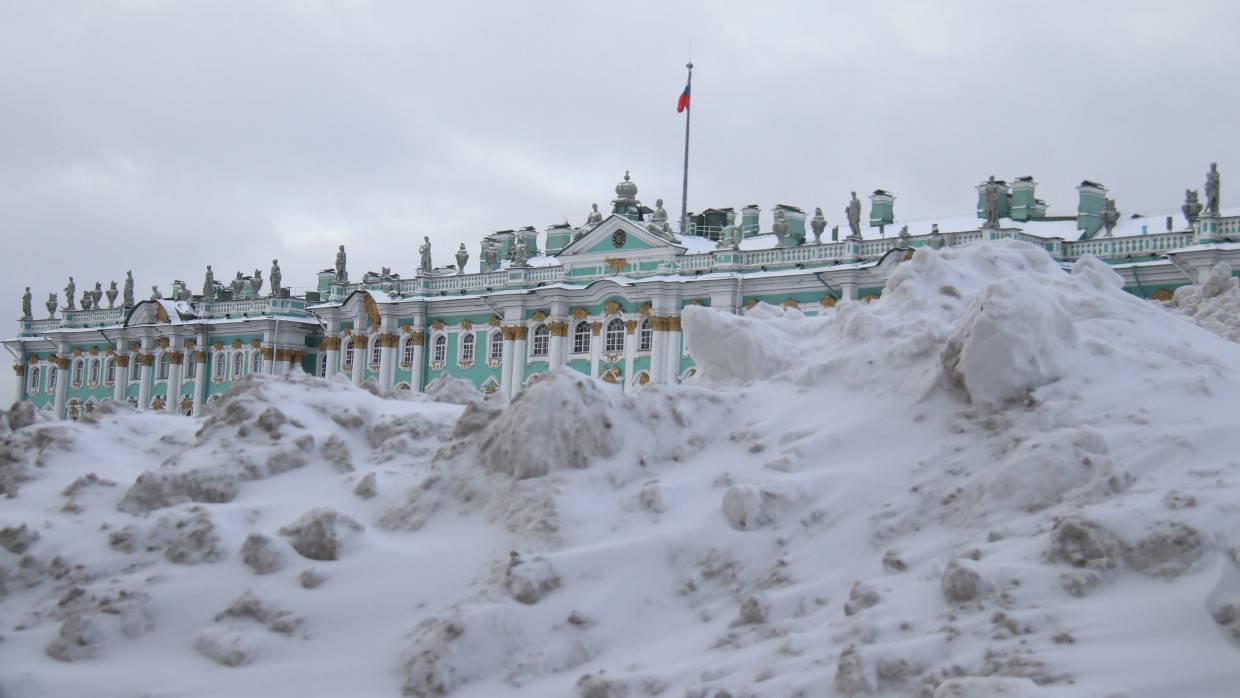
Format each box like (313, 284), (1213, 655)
(679, 62), (693, 237)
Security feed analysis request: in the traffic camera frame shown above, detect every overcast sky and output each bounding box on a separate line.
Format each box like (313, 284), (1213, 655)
(3, 1), (1238, 399)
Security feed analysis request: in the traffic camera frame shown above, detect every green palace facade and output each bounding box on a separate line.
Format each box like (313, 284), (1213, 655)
(8, 168), (1240, 420)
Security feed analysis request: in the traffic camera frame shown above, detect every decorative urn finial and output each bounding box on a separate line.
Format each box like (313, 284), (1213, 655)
(615, 170), (638, 201)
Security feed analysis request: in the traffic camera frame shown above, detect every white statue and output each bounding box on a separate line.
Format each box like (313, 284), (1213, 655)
(648, 198), (673, 239)
(419, 236), (432, 275)
(585, 203), (603, 226)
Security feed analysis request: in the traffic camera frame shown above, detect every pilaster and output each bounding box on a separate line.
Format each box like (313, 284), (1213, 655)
(350, 335), (366, 386)
(665, 316), (682, 384)
(409, 329), (425, 392)
(500, 325), (516, 398)
(113, 353), (129, 403)
(166, 346), (184, 412)
(511, 326), (528, 397)
(138, 338), (154, 410)
(623, 319), (637, 393)
(589, 321), (602, 379)
(52, 353), (69, 420)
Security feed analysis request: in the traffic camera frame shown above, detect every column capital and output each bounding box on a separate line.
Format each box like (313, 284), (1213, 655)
(12, 363), (24, 376)
(513, 326), (528, 341)
(590, 322), (602, 336)
(137, 353), (155, 367)
(624, 320), (637, 334)
(667, 316), (682, 332)
(167, 351), (185, 365)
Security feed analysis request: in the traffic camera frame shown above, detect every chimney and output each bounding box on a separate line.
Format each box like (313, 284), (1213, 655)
(741, 205), (761, 238)
(1076, 181), (1107, 238)
(1009, 177), (1037, 221)
(869, 190), (895, 229)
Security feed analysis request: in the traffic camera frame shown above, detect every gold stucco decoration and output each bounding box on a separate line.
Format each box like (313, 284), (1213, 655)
(625, 320), (637, 334)
(667, 317), (682, 332)
(604, 258), (627, 273)
(782, 299), (800, 309)
(410, 331), (425, 344)
(821, 295), (838, 308)
(488, 315), (501, 327)
(590, 322), (602, 336)
(193, 351), (206, 363)
(530, 310), (546, 322)
(431, 320), (445, 330)
(137, 353), (154, 367)
(604, 301), (622, 315)
(638, 371), (650, 385)
(460, 319), (473, 331)
(571, 307), (588, 320)
(167, 351), (184, 365)
(1150, 288), (1174, 301)
(863, 293), (880, 303)
(114, 355), (129, 367)
(638, 304), (652, 317)
(231, 339), (242, 349)
(260, 347), (275, 360)
(548, 321), (568, 337)
(155, 305), (170, 323)
(363, 293), (381, 329)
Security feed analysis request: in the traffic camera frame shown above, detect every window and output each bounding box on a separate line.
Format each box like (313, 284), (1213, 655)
(370, 340), (382, 367)
(104, 359), (115, 384)
(48, 367), (58, 394)
(572, 322), (591, 354)
(184, 357), (196, 380)
(460, 333), (475, 363)
(401, 337), (415, 365)
(157, 353), (170, 380)
(488, 331), (503, 361)
(72, 359), (85, 386)
(232, 353), (244, 378)
(342, 345), (355, 372)
(130, 354), (142, 383)
(214, 353), (226, 379)
(531, 324), (549, 357)
(605, 318), (625, 353)
(251, 350), (263, 374)
(317, 353), (328, 377)
(28, 366), (40, 394)
(89, 359), (101, 386)
(432, 334), (447, 364)
(639, 318), (653, 352)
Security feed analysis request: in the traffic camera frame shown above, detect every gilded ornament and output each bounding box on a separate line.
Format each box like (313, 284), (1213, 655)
(156, 337), (171, 349)
(261, 347), (275, 359)
(548, 321), (568, 337)
(12, 363), (24, 376)
(137, 353), (154, 367)
(638, 304), (652, 317)
(351, 335), (368, 349)
(381, 333), (400, 348)
(460, 319), (473, 331)
(89, 346), (99, 356)
(501, 327), (516, 341)
(821, 295), (838, 308)
(72, 348), (82, 357)
(638, 372), (650, 385)
(571, 307), (588, 320)
(514, 326), (528, 340)
(625, 320), (637, 334)
(363, 294), (381, 329)
(863, 294), (880, 303)
(213, 342), (224, 351)
(604, 301), (622, 315)
(590, 322), (602, 336)
(488, 316), (501, 327)
(231, 339), (242, 349)
(114, 355), (129, 367)
(167, 351), (184, 365)
(27, 355), (37, 364)
(431, 320), (445, 330)
(531, 310), (546, 322)
(605, 258), (627, 273)
(194, 351), (206, 363)
(1150, 288), (1174, 301)
(667, 317), (682, 332)
(410, 331), (425, 344)
(249, 339), (261, 348)
(782, 299), (800, 309)
(154, 305), (170, 323)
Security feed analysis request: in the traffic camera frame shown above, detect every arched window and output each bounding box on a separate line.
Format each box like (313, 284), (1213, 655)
(639, 318), (653, 352)
(157, 353), (170, 380)
(400, 336), (415, 365)
(89, 359), (101, 386)
(460, 333), (475, 363)
(213, 353), (226, 379)
(432, 334), (447, 364)
(369, 339), (382, 367)
(130, 354), (142, 383)
(572, 322), (591, 354)
(28, 366), (41, 394)
(342, 344), (355, 372)
(488, 331), (503, 361)
(104, 358), (115, 384)
(317, 352), (328, 377)
(184, 357), (196, 380)
(605, 318), (625, 353)
(72, 359), (85, 386)
(48, 367), (58, 394)
(232, 353), (245, 378)
(251, 350), (263, 374)
(531, 324), (549, 357)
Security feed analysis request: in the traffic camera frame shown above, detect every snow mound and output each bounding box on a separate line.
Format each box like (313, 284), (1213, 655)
(1168, 261), (1240, 341)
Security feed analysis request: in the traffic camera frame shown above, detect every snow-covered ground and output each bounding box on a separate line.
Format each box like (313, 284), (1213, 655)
(3, 241), (1240, 698)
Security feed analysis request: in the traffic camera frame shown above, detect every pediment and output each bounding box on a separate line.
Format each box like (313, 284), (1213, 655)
(556, 215), (682, 259)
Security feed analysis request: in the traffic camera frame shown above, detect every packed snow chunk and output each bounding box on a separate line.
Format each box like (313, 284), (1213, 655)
(320, 434), (354, 472)
(194, 625), (256, 667)
(7, 400), (37, 431)
(941, 276), (1077, 405)
(735, 594), (769, 625)
(149, 508), (223, 565)
(477, 370), (621, 479)
(45, 614), (102, 662)
(933, 676), (1045, 697)
(117, 468), (239, 513)
(425, 375), (483, 406)
(353, 472), (377, 499)
(942, 561), (985, 603)
(1168, 261), (1240, 342)
(215, 590), (302, 635)
(506, 551), (561, 605)
(833, 645), (875, 696)
(0, 523), (39, 554)
(279, 507), (364, 561)
(1044, 517), (1121, 571)
(720, 482), (806, 531)
(1070, 254), (1124, 290)
(1122, 521), (1205, 578)
(576, 670), (629, 698)
(240, 533), (284, 575)
(680, 303), (809, 384)
(844, 581), (881, 616)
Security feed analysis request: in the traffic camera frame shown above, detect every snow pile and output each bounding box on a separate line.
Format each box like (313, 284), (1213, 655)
(3, 241), (1240, 697)
(1166, 261), (1240, 342)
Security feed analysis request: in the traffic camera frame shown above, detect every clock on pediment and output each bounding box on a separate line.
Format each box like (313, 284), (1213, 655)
(611, 229), (627, 248)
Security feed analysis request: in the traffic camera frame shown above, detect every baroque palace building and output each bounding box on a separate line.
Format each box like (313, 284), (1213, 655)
(8, 167), (1240, 420)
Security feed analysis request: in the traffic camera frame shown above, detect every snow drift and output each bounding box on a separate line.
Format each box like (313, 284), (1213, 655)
(2, 241), (1240, 698)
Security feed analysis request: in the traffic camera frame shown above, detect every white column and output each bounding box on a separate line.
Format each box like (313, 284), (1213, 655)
(623, 320), (636, 393)
(167, 344), (183, 413)
(53, 355), (68, 420)
(649, 318), (665, 383)
(548, 321), (566, 369)
(665, 316), (682, 384)
(191, 350), (206, 416)
(589, 321), (602, 378)
(841, 282), (855, 302)
(410, 330), (425, 392)
(500, 326), (515, 397)
(324, 337), (339, 379)
(379, 333), (396, 391)
(262, 331), (276, 375)
(350, 336), (364, 386)
(113, 355), (127, 403)
(511, 326), (527, 397)
(138, 338), (154, 410)
(13, 362), (25, 403)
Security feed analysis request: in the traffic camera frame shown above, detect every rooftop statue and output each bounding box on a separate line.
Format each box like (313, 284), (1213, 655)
(80, 289), (93, 311)
(831, 225), (839, 242)
(512, 237), (530, 267)
(91, 282), (103, 310)
(772, 209), (789, 246)
(419, 236), (432, 275)
(45, 293), (57, 319)
(335, 245), (347, 283)
(270, 260), (282, 297)
(982, 175), (1002, 228)
(1205, 162), (1220, 216)
(123, 271), (134, 306)
(648, 198), (674, 240)
(21, 287), (31, 320)
(150, 285), (161, 302)
(455, 243), (469, 275)
(1101, 198), (1121, 236)
(1182, 189), (1203, 228)
(928, 223), (944, 249)
(64, 277), (76, 311)
(230, 272), (245, 296)
(252, 269), (263, 296)
(716, 210), (741, 250)
(106, 281), (118, 309)
(202, 266), (215, 302)
(846, 192), (862, 240)
(585, 203), (603, 226)
(811, 207), (827, 243)
(481, 239), (499, 269)
(897, 225), (910, 248)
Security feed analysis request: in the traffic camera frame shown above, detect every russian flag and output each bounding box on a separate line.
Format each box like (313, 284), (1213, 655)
(677, 83), (690, 113)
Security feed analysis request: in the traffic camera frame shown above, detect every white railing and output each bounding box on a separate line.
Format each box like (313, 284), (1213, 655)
(1062, 232), (1193, 260)
(62, 307), (126, 326)
(525, 266), (566, 282)
(22, 318), (61, 334)
(197, 297), (303, 317)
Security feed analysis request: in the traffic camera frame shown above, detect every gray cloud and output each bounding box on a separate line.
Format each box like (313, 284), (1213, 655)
(3, 0), (1237, 397)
